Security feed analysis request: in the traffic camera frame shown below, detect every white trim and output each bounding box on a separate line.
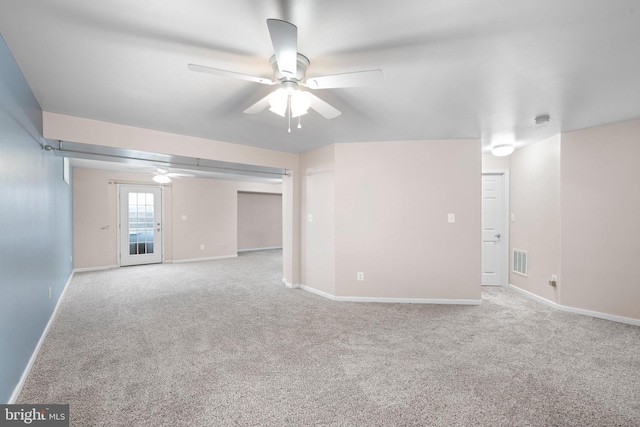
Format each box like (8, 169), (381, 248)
(117, 184), (164, 267)
(298, 285), (482, 305)
(508, 284), (640, 327)
(171, 255), (238, 264)
(282, 278), (300, 289)
(9, 271), (74, 404)
(238, 246), (283, 253)
(299, 285), (335, 299)
(482, 169), (510, 288)
(335, 296), (482, 305)
(73, 264), (119, 273)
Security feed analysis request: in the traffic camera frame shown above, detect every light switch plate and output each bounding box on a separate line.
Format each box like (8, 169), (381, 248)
(448, 213), (455, 223)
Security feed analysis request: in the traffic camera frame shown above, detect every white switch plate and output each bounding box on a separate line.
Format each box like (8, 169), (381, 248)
(200, 244), (205, 250)
(308, 214), (313, 222)
(357, 272), (364, 281)
(181, 215), (187, 221)
(448, 213), (455, 223)
(511, 213), (516, 222)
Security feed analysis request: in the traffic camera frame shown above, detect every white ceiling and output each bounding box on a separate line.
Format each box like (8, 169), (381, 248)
(1, 0), (639, 154)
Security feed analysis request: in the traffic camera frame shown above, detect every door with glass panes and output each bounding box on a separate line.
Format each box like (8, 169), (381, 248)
(119, 185), (163, 266)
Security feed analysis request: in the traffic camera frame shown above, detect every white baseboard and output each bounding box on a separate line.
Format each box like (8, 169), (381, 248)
(298, 284), (482, 305)
(508, 284), (640, 327)
(238, 246), (283, 253)
(282, 278), (300, 289)
(9, 271), (74, 404)
(299, 285), (335, 300)
(73, 264), (118, 273)
(171, 255), (238, 264)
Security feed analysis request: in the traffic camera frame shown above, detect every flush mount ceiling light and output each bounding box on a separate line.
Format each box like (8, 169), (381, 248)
(491, 143), (515, 157)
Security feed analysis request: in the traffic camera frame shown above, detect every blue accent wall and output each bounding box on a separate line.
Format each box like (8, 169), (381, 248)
(0, 34), (74, 403)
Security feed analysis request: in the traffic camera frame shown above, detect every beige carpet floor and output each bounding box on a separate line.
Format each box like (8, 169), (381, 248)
(18, 250), (640, 426)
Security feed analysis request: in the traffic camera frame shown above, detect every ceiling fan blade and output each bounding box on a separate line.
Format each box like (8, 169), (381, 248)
(243, 94), (272, 114)
(167, 173), (195, 178)
(266, 19), (297, 78)
(308, 93), (341, 119)
(188, 64), (275, 85)
(306, 69), (383, 89)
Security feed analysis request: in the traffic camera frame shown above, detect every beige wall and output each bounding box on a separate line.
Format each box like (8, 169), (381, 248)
(509, 135), (561, 303)
(300, 145), (336, 295)
(73, 167), (282, 269)
(45, 112), (300, 283)
(334, 140), (481, 300)
(237, 192), (283, 250)
(170, 178), (237, 260)
(561, 118), (640, 319)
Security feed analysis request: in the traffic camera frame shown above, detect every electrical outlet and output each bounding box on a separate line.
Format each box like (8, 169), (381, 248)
(49, 287), (52, 299)
(200, 244), (205, 250)
(181, 215), (187, 221)
(357, 272), (364, 281)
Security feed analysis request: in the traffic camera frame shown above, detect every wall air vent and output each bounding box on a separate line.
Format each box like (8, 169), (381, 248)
(513, 249), (528, 276)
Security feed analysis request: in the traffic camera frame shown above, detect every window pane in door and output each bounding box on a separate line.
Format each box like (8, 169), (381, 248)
(128, 192), (155, 256)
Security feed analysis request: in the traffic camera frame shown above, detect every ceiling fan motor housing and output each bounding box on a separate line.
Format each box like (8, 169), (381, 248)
(270, 53), (309, 82)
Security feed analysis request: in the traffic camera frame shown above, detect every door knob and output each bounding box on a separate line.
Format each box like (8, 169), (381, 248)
(495, 233), (501, 239)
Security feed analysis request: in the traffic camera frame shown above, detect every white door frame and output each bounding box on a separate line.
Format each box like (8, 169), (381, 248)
(117, 184), (165, 266)
(482, 169), (510, 287)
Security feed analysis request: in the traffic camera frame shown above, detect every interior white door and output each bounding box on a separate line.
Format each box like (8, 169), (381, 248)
(119, 185), (163, 266)
(482, 174), (504, 286)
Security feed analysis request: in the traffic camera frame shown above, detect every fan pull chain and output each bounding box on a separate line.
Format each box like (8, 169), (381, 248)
(298, 116), (302, 129)
(288, 95), (291, 133)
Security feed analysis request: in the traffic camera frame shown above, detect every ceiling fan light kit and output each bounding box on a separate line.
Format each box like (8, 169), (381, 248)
(152, 174), (171, 184)
(188, 18), (382, 132)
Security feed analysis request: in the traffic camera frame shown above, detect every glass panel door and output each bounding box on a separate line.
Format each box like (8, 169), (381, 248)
(119, 185), (162, 266)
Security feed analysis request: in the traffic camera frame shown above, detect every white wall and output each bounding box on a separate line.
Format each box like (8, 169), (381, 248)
(482, 154), (511, 170)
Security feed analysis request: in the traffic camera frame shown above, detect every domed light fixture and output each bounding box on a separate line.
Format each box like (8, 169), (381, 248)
(491, 143), (515, 157)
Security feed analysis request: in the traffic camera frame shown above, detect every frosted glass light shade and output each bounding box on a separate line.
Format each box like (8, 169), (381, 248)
(491, 143), (515, 157)
(290, 91), (310, 118)
(269, 88), (288, 117)
(152, 174), (171, 184)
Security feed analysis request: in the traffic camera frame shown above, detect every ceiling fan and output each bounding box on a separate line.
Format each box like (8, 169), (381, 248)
(188, 19), (383, 131)
(151, 167), (195, 183)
